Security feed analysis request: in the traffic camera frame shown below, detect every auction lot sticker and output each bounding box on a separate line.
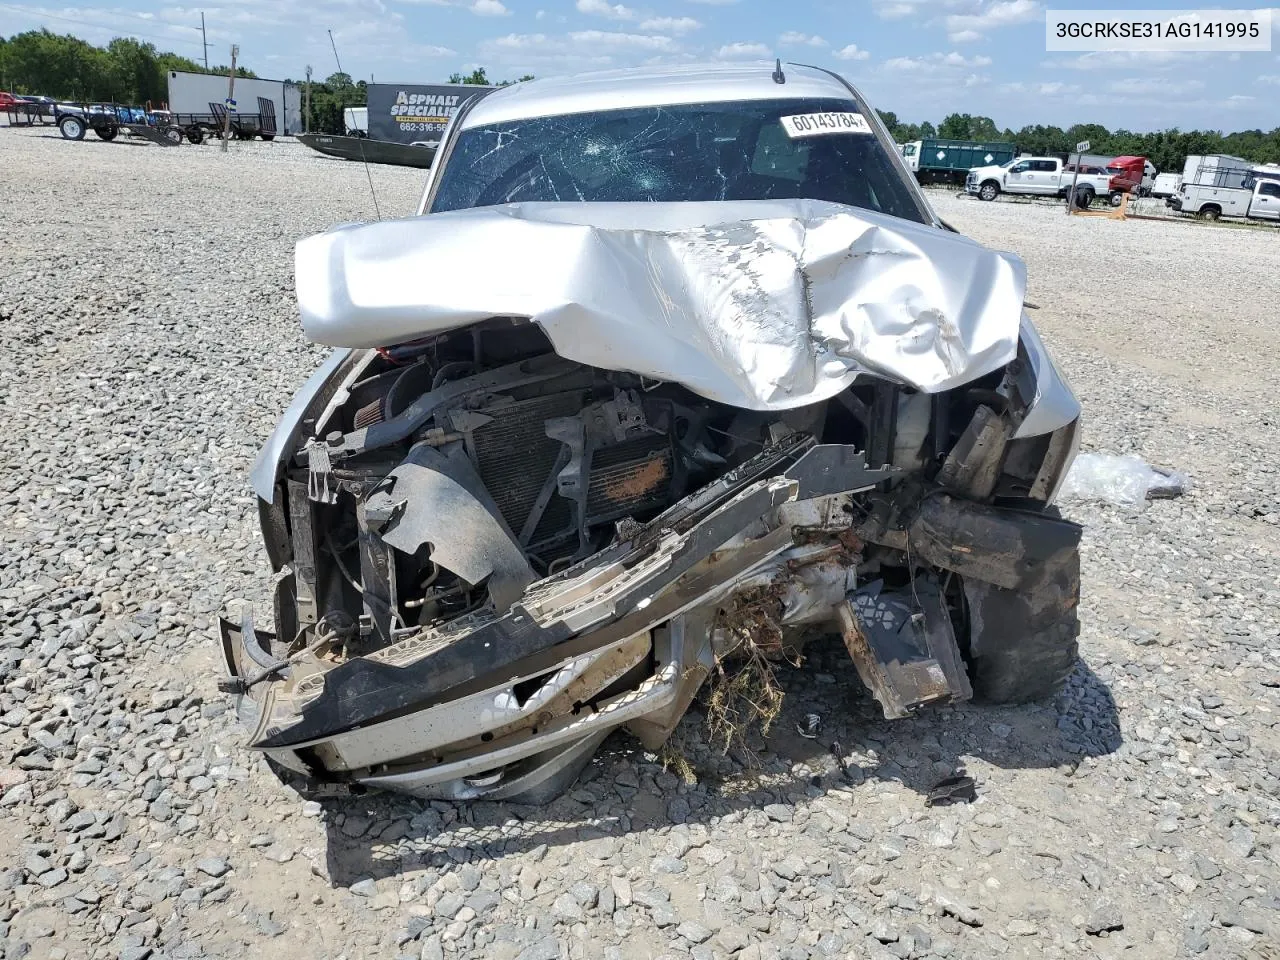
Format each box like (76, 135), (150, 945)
(781, 113), (872, 138)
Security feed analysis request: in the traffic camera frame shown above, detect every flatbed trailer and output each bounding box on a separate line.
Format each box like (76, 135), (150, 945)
(54, 103), (183, 146)
(167, 111), (274, 144)
(3, 100), (55, 126)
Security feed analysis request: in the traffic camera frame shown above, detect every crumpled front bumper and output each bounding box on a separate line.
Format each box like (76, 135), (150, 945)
(219, 439), (902, 799)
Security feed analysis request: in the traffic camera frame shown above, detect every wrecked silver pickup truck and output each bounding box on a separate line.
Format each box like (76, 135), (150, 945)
(220, 63), (1082, 802)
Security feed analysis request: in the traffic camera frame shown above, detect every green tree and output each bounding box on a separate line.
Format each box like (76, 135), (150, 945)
(309, 71), (366, 134)
(938, 113), (1000, 141)
(447, 67), (533, 87)
(0, 28), (253, 102)
(449, 67), (489, 85)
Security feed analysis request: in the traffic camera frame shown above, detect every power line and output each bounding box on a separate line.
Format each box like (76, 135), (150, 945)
(0, 3), (207, 49)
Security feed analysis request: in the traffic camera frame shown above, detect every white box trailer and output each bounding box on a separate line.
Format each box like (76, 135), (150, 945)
(343, 107), (368, 135)
(166, 70), (301, 138)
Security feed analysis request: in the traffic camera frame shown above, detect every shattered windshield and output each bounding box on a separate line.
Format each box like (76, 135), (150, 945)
(430, 97), (927, 224)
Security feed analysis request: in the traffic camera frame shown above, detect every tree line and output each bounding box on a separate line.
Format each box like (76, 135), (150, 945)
(876, 109), (1280, 173)
(5, 29), (1276, 166)
(0, 30), (253, 106)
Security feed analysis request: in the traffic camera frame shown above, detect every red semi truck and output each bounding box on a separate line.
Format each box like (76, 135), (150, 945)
(1106, 156), (1156, 205)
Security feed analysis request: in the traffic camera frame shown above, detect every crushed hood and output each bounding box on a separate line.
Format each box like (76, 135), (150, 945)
(296, 199), (1027, 411)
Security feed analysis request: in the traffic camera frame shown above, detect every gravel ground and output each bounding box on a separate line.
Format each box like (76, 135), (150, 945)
(1, 126), (1277, 960)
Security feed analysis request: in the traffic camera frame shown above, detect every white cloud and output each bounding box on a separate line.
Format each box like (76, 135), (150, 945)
(1259, 74), (1280, 84)
(779, 31), (827, 48)
(639, 16), (701, 34)
(949, 29), (981, 43)
(404, 0), (510, 12)
(873, 0), (924, 19)
(575, 0), (637, 20)
(489, 32), (551, 49)
(568, 29), (677, 50)
(536, 8), (546, 17)
(1035, 81), (1076, 95)
(1046, 50), (1205, 70)
(716, 41), (771, 58)
(835, 44), (870, 61)
(1002, 80), (1082, 96)
(886, 51), (992, 71)
(945, 0), (1039, 41)
(1109, 77), (1203, 96)
(478, 31), (613, 68)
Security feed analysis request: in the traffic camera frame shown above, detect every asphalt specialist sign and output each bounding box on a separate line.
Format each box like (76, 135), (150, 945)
(366, 83), (492, 144)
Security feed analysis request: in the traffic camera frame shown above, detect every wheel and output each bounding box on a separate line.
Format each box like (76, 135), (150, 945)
(1109, 191), (1124, 207)
(1201, 207), (1221, 221)
(186, 128), (204, 144)
(978, 181), (1000, 202)
(260, 134), (275, 142)
(59, 115), (86, 140)
(164, 126), (182, 145)
(961, 528), (1081, 704)
(94, 125), (117, 141)
(1072, 187), (1094, 209)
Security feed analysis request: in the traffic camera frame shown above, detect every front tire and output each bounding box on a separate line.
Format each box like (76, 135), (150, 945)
(978, 181), (1000, 202)
(59, 116), (86, 140)
(1109, 191), (1124, 207)
(1072, 187), (1094, 209)
(94, 125), (117, 141)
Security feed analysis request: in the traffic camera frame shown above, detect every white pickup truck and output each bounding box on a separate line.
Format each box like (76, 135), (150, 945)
(1170, 177), (1280, 222)
(965, 156), (1110, 205)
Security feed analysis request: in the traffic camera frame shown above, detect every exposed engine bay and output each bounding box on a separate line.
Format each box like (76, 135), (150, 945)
(222, 314), (1082, 802)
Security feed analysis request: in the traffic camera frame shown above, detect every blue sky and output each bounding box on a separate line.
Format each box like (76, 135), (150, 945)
(2, 1), (1277, 130)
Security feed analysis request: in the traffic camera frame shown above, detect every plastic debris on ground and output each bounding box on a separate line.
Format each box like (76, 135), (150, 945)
(796, 713), (822, 739)
(926, 769), (978, 807)
(1060, 452), (1191, 508)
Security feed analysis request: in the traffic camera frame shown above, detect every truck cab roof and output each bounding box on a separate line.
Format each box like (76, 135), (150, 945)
(462, 62), (862, 128)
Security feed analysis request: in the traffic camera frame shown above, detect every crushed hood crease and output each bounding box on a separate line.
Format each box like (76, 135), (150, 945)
(296, 199), (1027, 411)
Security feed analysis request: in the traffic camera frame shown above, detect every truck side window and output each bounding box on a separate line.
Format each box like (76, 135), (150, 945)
(1031, 160), (1057, 173)
(1260, 182), (1280, 198)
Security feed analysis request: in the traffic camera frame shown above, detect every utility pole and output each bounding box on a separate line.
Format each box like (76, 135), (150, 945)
(200, 12), (208, 70)
(221, 44), (238, 154)
(304, 65), (312, 134)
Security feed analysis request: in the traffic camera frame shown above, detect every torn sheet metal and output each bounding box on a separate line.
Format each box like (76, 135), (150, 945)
(296, 199), (1027, 411)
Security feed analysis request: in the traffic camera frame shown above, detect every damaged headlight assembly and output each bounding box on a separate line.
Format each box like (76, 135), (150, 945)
(219, 65), (1082, 802)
